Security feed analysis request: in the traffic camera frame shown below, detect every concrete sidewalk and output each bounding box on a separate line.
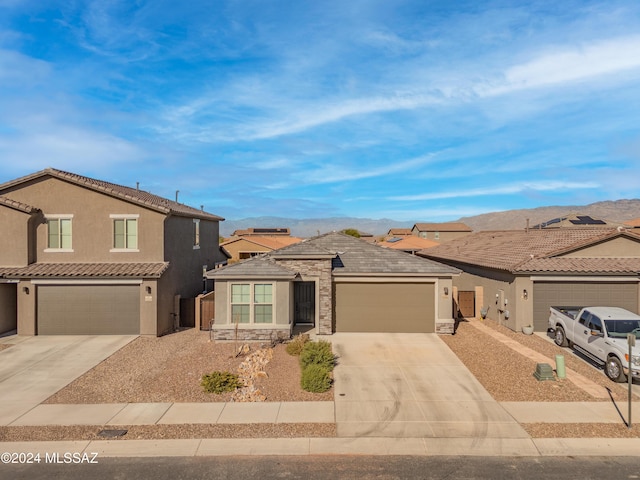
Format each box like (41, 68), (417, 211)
(2, 436), (640, 457)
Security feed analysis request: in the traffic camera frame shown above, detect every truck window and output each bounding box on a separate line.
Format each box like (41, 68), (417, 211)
(589, 315), (603, 333)
(579, 312), (590, 326)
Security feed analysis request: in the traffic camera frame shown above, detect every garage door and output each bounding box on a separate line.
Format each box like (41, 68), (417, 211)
(533, 281), (639, 332)
(334, 282), (435, 333)
(37, 285), (140, 335)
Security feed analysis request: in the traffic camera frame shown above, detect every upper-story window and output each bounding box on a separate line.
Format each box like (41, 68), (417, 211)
(110, 214), (139, 251)
(45, 215), (73, 251)
(193, 219), (200, 249)
(434, 231), (440, 240)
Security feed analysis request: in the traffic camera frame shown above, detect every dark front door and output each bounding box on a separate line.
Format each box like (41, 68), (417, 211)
(458, 291), (475, 318)
(294, 282), (315, 325)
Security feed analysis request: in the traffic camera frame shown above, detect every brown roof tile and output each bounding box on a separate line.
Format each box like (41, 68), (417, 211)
(379, 236), (439, 250)
(0, 195), (40, 214)
(0, 168), (223, 221)
(516, 257), (640, 274)
(421, 228), (620, 271)
(0, 262), (169, 278)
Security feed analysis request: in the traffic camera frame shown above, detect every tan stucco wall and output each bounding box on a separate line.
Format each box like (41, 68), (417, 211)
(2, 177), (166, 262)
(0, 207), (32, 267)
(140, 280), (159, 335)
(411, 228), (471, 243)
(0, 283), (17, 333)
(17, 280), (35, 335)
(437, 277), (454, 322)
(563, 236), (640, 257)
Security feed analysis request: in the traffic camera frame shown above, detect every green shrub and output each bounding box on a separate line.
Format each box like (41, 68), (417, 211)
(201, 371), (243, 394)
(299, 340), (334, 371)
(300, 364), (332, 393)
(286, 333), (310, 356)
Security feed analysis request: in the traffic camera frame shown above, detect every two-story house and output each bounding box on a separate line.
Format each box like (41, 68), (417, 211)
(0, 168), (226, 336)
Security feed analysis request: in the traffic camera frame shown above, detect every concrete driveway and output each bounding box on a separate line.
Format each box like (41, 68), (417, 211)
(330, 333), (529, 438)
(0, 335), (136, 426)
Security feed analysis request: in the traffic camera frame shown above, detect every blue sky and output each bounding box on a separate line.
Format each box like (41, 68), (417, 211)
(1, 1), (639, 221)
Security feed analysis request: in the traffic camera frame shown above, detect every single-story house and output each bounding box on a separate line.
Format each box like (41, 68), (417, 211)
(418, 228), (640, 333)
(411, 222), (472, 242)
(206, 231), (460, 340)
(220, 235), (303, 264)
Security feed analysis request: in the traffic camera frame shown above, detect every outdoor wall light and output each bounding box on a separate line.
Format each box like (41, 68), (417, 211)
(523, 289), (528, 299)
(146, 286), (152, 294)
(444, 287), (449, 295)
(22, 286), (29, 294)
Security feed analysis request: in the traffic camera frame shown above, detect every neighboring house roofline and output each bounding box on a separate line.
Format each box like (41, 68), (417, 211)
(0, 195), (40, 214)
(0, 168), (224, 222)
(412, 222), (472, 232)
(0, 262), (169, 279)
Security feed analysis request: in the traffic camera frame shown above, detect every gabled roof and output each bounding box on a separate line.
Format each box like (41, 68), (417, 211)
(220, 236), (302, 251)
(0, 262), (169, 278)
(412, 222), (472, 232)
(206, 255), (297, 280)
(421, 228), (640, 274)
(387, 228), (412, 236)
(276, 232), (460, 276)
(209, 231), (460, 278)
(0, 168), (224, 221)
(0, 195), (40, 214)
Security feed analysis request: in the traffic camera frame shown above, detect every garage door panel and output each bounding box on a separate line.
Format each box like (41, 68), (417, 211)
(335, 283), (435, 333)
(38, 285), (140, 335)
(533, 282), (638, 332)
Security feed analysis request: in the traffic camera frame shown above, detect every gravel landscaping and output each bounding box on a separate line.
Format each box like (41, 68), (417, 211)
(45, 328), (333, 404)
(441, 318), (640, 438)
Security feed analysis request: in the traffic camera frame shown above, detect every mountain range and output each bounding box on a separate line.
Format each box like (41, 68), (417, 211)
(219, 199), (640, 238)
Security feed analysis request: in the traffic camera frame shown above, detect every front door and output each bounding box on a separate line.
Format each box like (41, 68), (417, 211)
(294, 282), (315, 325)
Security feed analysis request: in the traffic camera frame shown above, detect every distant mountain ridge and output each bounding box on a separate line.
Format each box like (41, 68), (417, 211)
(220, 199), (640, 238)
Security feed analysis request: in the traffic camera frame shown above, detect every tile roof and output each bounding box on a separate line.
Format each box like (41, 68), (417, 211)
(421, 228), (623, 271)
(413, 222), (472, 232)
(209, 231), (459, 277)
(220, 236), (303, 251)
(0, 168), (224, 221)
(0, 262), (169, 278)
(379, 236), (439, 251)
(0, 195), (40, 214)
(278, 232), (460, 276)
(232, 228), (290, 236)
(515, 257), (640, 274)
(625, 218), (640, 227)
(206, 256), (297, 279)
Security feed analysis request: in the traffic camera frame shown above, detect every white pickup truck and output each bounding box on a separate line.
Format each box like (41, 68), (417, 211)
(548, 306), (640, 383)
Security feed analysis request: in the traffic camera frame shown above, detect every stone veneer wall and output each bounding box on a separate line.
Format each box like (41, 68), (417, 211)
(212, 326), (292, 341)
(275, 258), (333, 335)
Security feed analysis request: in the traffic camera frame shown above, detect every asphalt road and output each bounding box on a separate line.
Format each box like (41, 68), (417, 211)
(3, 456), (640, 480)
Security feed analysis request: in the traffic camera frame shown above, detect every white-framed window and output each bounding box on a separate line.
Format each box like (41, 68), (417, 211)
(110, 214), (139, 251)
(193, 219), (200, 249)
(434, 231), (440, 240)
(45, 215), (73, 251)
(230, 283), (273, 324)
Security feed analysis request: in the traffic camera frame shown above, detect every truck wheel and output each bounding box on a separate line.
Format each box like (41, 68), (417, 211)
(605, 356), (627, 383)
(554, 326), (568, 347)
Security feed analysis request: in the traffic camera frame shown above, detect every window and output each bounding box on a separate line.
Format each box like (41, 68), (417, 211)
(193, 219), (200, 249)
(46, 216), (73, 251)
(111, 215), (139, 251)
(230, 283), (273, 324)
(434, 231), (440, 240)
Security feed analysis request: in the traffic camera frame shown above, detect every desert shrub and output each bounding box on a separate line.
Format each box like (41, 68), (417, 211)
(299, 340), (334, 371)
(286, 333), (310, 356)
(300, 364), (332, 393)
(201, 371), (243, 394)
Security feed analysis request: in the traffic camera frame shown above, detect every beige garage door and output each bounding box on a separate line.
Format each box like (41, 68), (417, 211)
(37, 285), (140, 335)
(533, 281), (639, 332)
(334, 282), (435, 333)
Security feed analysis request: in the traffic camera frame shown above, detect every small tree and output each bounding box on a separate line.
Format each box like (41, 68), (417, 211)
(342, 228), (361, 238)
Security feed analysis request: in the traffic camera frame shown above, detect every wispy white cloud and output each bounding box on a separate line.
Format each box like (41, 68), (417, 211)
(389, 181), (600, 202)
